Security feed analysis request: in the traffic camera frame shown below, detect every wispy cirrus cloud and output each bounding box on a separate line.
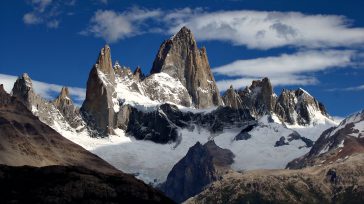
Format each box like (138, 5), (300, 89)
(165, 9), (364, 50)
(81, 8), (162, 43)
(23, 0), (76, 29)
(213, 50), (357, 91)
(327, 84), (364, 92)
(0, 73), (85, 105)
(82, 7), (364, 49)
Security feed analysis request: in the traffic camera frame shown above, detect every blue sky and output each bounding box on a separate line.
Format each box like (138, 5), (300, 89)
(1, 0), (364, 117)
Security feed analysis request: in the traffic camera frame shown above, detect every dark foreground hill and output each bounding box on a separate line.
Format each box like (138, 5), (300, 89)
(0, 164), (174, 204)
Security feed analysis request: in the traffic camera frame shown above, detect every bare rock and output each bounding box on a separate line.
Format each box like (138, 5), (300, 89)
(223, 85), (243, 110)
(151, 26), (222, 108)
(81, 45), (117, 136)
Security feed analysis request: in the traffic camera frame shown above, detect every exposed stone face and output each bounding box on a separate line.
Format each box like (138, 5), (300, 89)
(161, 140), (234, 203)
(223, 85), (243, 110)
(53, 87), (84, 130)
(238, 77), (276, 117)
(133, 66), (145, 81)
(118, 103), (253, 144)
(81, 45), (116, 136)
(11, 73), (35, 110)
(11, 73), (58, 127)
(151, 26), (222, 108)
(274, 88), (329, 125)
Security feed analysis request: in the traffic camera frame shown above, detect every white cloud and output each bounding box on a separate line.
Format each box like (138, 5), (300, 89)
(46, 20), (60, 28)
(165, 10), (364, 49)
(23, 13), (42, 24)
(82, 8), (162, 43)
(0, 73), (85, 104)
(327, 84), (364, 92)
(213, 50), (356, 91)
(23, 0), (75, 29)
(81, 8), (364, 49)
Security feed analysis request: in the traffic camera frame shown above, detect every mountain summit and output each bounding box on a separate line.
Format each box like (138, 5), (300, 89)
(151, 26), (222, 108)
(82, 44), (117, 135)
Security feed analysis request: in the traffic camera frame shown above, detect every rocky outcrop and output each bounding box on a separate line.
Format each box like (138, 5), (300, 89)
(234, 77), (331, 126)
(53, 87), (84, 130)
(161, 141), (234, 203)
(11, 73), (63, 127)
(238, 77), (276, 117)
(223, 85), (243, 110)
(134, 66), (145, 81)
(151, 26), (222, 108)
(287, 110), (364, 169)
(274, 88), (329, 125)
(118, 103), (253, 144)
(81, 45), (117, 136)
(187, 153), (364, 204)
(0, 165), (174, 204)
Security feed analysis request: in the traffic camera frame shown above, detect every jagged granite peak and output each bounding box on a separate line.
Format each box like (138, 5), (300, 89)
(81, 45), (117, 136)
(161, 140), (234, 203)
(238, 77), (276, 117)
(150, 26), (222, 108)
(95, 44), (115, 81)
(53, 87), (84, 130)
(274, 88), (329, 125)
(133, 66), (145, 81)
(11, 73), (62, 127)
(11, 73), (34, 109)
(223, 85), (243, 110)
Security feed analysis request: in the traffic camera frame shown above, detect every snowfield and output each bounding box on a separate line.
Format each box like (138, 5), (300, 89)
(53, 114), (337, 186)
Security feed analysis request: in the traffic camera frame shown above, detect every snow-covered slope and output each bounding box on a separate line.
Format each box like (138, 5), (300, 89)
(58, 114), (335, 186)
(113, 67), (192, 112)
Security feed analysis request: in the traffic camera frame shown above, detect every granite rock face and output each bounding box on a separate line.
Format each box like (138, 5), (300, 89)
(151, 26), (222, 108)
(11, 73), (62, 128)
(53, 87), (84, 130)
(274, 88), (329, 125)
(233, 77), (330, 126)
(81, 45), (117, 136)
(117, 103), (253, 144)
(238, 77), (276, 117)
(223, 85), (243, 110)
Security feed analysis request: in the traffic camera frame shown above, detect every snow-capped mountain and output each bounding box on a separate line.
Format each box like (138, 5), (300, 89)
(6, 26), (339, 189)
(288, 109), (364, 169)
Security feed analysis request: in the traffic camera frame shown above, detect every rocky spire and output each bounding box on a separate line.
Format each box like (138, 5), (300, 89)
(53, 87), (83, 129)
(81, 45), (117, 135)
(133, 66), (145, 81)
(150, 26), (222, 108)
(11, 73), (34, 110)
(11, 73), (60, 126)
(54, 87), (71, 105)
(238, 77), (276, 117)
(223, 85), (243, 110)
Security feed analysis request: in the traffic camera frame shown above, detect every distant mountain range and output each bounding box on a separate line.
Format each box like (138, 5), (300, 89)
(1, 26), (364, 203)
